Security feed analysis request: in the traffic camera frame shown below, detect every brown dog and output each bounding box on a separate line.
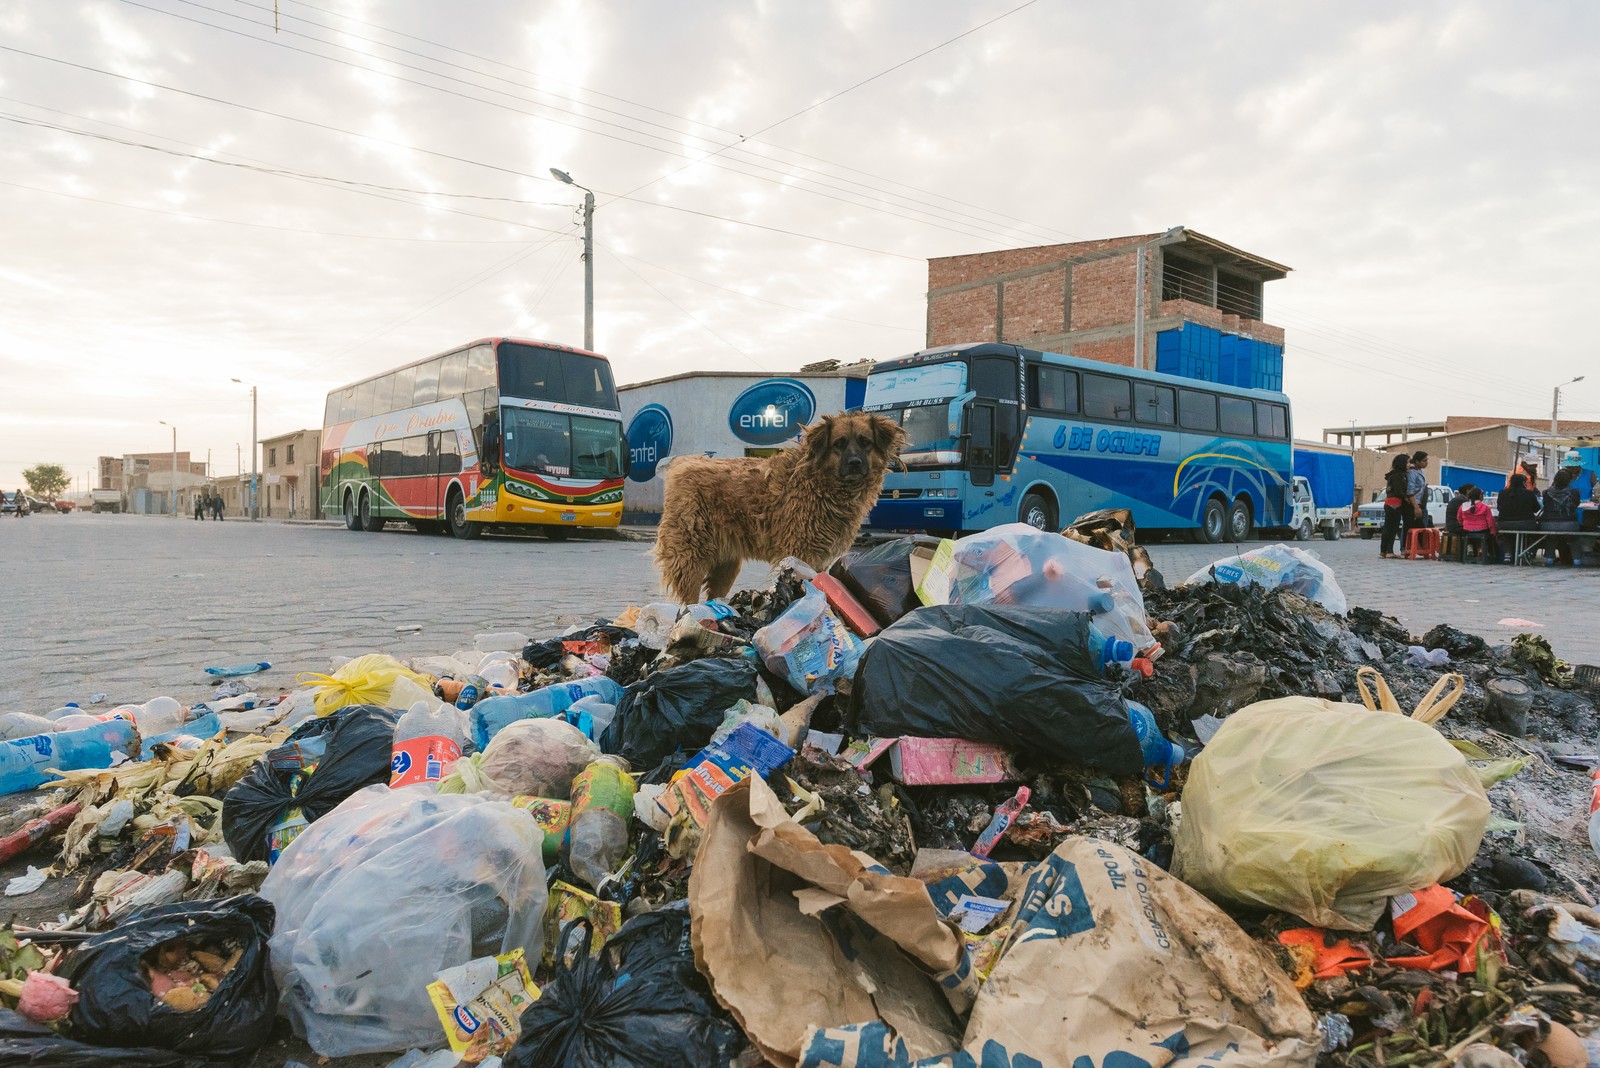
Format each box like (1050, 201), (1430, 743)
(654, 411), (905, 603)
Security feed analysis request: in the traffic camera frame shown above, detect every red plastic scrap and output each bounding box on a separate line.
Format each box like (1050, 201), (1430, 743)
(1278, 928), (1374, 980)
(1385, 884), (1497, 973)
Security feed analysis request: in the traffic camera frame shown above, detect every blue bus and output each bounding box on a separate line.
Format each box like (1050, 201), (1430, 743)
(865, 342), (1293, 541)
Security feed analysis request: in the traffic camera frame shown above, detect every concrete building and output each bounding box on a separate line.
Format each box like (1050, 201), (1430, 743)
(1326, 416), (1600, 493)
(925, 227), (1290, 380)
(96, 452), (210, 515)
(617, 363), (871, 520)
(260, 428), (322, 519)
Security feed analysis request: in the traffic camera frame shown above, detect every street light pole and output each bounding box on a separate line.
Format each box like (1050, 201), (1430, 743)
(1551, 374), (1586, 471)
(550, 168), (595, 350)
(232, 379), (259, 520)
(158, 421), (177, 517)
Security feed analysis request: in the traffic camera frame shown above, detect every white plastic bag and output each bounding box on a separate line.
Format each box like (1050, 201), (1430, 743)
(920, 524), (1155, 653)
(262, 785), (548, 1057)
(1183, 544), (1348, 614)
(473, 717), (599, 798)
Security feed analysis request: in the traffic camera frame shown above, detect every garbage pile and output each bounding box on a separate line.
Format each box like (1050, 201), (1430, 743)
(2, 521), (1600, 1068)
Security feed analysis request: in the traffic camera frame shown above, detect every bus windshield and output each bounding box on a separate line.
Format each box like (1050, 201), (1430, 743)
(864, 360), (967, 468)
(502, 408), (624, 479)
(498, 342), (618, 409)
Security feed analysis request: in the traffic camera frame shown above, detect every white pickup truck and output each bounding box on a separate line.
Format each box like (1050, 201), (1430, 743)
(90, 488), (122, 513)
(1357, 484), (1453, 538)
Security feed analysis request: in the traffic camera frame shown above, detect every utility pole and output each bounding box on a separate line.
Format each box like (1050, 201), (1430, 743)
(1132, 227), (1186, 372)
(159, 421), (177, 517)
(232, 379), (259, 520)
(551, 168), (595, 350)
(1552, 375), (1585, 473)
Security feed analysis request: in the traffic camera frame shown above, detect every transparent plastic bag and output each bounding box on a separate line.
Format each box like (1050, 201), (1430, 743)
(753, 584), (864, 695)
(1183, 544), (1348, 615)
(261, 785), (548, 1057)
(473, 718), (600, 799)
(920, 524), (1155, 653)
(1172, 697), (1491, 930)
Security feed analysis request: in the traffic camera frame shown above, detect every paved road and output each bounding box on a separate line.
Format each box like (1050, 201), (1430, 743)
(1, 513), (1595, 712)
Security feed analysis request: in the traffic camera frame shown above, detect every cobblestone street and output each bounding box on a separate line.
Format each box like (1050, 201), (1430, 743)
(2, 512), (1595, 711)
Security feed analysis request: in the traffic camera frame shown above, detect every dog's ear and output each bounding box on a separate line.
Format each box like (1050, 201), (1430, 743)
(803, 414), (836, 461)
(870, 413), (906, 456)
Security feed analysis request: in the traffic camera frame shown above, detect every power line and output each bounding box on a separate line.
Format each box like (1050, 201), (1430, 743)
(606, 250), (769, 370)
(117, 0), (1059, 250)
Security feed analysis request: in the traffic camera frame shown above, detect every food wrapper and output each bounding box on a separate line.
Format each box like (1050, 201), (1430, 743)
(542, 881), (623, 969)
(425, 948), (539, 1062)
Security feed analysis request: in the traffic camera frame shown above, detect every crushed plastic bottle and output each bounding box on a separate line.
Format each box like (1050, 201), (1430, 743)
(469, 676), (624, 751)
(129, 696), (188, 737)
(44, 704), (81, 721)
(390, 700), (466, 788)
(454, 674), (487, 711)
(565, 756), (635, 891)
(0, 720), (140, 795)
(1126, 700), (1186, 788)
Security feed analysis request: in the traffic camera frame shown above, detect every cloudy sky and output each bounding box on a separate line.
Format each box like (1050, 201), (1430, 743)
(2, 0), (1597, 492)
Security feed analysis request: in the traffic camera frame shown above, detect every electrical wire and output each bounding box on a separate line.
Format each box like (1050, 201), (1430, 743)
(604, 250), (769, 370)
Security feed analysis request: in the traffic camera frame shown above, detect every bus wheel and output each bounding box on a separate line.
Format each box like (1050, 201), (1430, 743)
(1199, 498), (1227, 543)
(359, 492), (385, 533)
(1228, 498), (1254, 542)
(448, 489), (482, 540)
(342, 491), (359, 531)
(1019, 492), (1056, 532)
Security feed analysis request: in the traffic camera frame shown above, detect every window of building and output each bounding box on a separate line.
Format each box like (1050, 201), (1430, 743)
(1134, 382), (1176, 426)
(1161, 255), (1211, 304)
(274, 483), (281, 500)
(286, 444), (295, 464)
(1219, 396), (1255, 437)
(268, 447), (277, 467)
(1083, 374), (1132, 422)
(1179, 390), (1216, 431)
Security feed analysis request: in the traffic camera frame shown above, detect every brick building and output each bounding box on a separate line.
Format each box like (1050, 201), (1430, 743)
(96, 452), (210, 514)
(259, 428), (322, 519)
(925, 227), (1290, 373)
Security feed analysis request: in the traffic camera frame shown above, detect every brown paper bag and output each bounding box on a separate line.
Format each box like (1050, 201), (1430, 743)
(690, 776), (969, 1068)
(799, 837), (1319, 1068)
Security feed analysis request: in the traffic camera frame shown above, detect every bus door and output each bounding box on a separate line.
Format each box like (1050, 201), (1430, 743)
(426, 430), (443, 516)
(970, 355), (1021, 473)
(968, 404), (997, 487)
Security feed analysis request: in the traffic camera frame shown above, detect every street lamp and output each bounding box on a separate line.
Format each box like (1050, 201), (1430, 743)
(1551, 374), (1586, 472)
(231, 378), (259, 520)
(550, 167), (595, 351)
(157, 421), (177, 517)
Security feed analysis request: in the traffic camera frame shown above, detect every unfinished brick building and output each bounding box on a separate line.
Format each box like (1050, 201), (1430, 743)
(925, 227), (1290, 382)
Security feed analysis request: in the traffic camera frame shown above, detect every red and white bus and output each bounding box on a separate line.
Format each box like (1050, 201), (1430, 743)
(320, 338), (625, 538)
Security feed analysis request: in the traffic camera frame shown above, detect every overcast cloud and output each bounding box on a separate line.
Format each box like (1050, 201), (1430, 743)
(2, 0), (1597, 490)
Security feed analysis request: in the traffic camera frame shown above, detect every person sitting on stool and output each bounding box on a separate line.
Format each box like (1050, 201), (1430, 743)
(1457, 487), (1500, 563)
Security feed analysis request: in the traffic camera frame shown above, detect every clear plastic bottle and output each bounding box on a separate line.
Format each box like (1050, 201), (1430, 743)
(0, 720), (140, 794)
(390, 700), (465, 788)
(454, 675), (487, 711)
(1125, 700), (1186, 788)
(565, 756), (635, 890)
(469, 677), (625, 750)
(131, 696), (187, 737)
(1087, 623), (1136, 671)
(1587, 769), (1600, 862)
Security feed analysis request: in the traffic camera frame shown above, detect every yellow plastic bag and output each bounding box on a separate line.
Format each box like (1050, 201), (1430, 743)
(296, 654), (433, 717)
(1172, 696), (1491, 930)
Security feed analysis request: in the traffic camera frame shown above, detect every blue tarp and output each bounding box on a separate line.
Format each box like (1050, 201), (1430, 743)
(1292, 450), (1355, 509)
(1440, 464), (1507, 492)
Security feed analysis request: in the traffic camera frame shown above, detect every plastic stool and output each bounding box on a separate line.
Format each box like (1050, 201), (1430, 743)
(1441, 532), (1462, 561)
(1461, 532), (1489, 563)
(1404, 527), (1441, 560)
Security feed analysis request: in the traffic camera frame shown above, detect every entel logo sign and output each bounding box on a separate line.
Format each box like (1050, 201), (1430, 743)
(625, 404), (673, 482)
(729, 378), (816, 446)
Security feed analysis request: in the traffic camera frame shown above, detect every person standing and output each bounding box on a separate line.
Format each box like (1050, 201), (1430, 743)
(1402, 450), (1429, 548)
(212, 492), (224, 521)
(1380, 453), (1411, 559)
(194, 492), (206, 521)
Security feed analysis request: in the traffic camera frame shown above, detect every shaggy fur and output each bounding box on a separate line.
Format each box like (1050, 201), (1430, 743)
(654, 411), (905, 603)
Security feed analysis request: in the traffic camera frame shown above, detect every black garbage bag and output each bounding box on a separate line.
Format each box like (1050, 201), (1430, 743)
(59, 895), (277, 1060)
(829, 535), (944, 627)
(524, 624), (638, 670)
(599, 658), (758, 768)
(0, 1008), (209, 1068)
(506, 909), (744, 1068)
(221, 703), (401, 863)
(847, 604), (1143, 774)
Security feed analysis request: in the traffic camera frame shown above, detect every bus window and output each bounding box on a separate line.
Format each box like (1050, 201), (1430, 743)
(337, 387), (356, 422)
(968, 404), (996, 486)
(324, 393), (339, 426)
(391, 366), (416, 411)
(354, 379), (377, 420)
(1258, 402), (1289, 439)
(499, 343), (560, 400)
(1179, 390), (1217, 431)
(402, 435), (428, 476)
(438, 430), (461, 475)
(1030, 366), (1079, 413)
(372, 375), (394, 415)
(439, 352), (468, 399)
(368, 442), (385, 478)
(1084, 374), (1131, 422)
(413, 360), (441, 406)
(466, 344), (496, 392)
(560, 352), (618, 409)
(1219, 396), (1255, 437)
(1134, 383), (1175, 426)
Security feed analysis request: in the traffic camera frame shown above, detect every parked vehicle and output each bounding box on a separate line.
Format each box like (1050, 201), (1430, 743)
(91, 488), (123, 513)
(1288, 447), (1355, 541)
